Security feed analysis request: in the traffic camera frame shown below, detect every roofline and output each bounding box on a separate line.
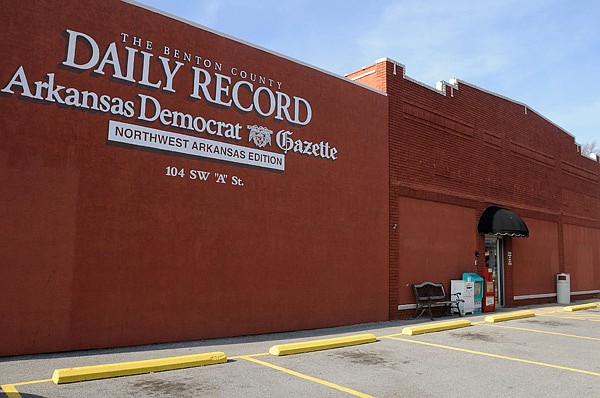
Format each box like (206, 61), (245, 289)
(122, 0), (387, 96)
(375, 57), (460, 96)
(453, 78), (576, 141)
(372, 58), (576, 142)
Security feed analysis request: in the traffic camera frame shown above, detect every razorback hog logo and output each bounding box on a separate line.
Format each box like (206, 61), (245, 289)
(247, 125), (273, 148)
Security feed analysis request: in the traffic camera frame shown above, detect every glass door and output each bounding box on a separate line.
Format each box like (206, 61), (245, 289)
(485, 236), (504, 307)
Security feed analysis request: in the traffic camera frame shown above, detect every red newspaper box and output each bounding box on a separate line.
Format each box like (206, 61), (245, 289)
(482, 267), (496, 312)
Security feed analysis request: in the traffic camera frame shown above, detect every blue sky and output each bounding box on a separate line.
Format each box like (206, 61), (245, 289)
(137, 0), (599, 146)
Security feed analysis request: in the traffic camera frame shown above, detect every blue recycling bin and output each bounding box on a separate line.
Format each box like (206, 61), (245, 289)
(463, 273), (484, 314)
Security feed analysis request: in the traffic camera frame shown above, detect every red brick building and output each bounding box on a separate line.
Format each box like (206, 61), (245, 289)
(1, 1), (598, 356)
(348, 59), (600, 317)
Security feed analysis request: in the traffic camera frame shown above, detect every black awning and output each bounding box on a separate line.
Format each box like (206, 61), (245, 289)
(477, 206), (529, 237)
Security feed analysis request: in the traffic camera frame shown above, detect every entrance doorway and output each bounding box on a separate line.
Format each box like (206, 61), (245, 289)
(485, 236), (504, 307)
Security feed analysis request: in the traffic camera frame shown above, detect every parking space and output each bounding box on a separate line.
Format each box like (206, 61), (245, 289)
(2, 304), (599, 397)
(10, 359), (316, 398)
(389, 323), (599, 373)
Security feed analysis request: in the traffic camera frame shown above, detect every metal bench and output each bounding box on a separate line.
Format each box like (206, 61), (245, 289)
(412, 282), (463, 320)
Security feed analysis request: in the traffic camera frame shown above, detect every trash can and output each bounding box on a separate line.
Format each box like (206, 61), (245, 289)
(556, 273), (570, 304)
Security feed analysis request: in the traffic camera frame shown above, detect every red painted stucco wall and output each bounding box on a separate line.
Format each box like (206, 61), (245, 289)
(511, 218), (560, 297)
(396, 197), (476, 305)
(564, 224), (600, 292)
(0, 0), (389, 356)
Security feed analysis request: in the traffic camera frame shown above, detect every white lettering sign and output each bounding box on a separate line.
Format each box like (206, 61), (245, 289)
(1, 28), (338, 175)
(63, 29), (312, 125)
(107, 120), (285, 171)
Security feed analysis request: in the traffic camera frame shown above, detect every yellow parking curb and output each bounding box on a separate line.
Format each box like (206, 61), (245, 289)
(269, 334), (376, 356)
(52, 352), (227, 384)
(564, 303), (599, 312)
(485, 310), (535, 323)
(401, 319), (471, 336)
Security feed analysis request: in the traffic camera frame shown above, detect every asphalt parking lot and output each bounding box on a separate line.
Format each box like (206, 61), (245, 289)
(2, 302), (599, 397)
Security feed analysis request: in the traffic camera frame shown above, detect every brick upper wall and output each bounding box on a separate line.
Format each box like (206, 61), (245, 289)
(353, 58), (599, 225)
